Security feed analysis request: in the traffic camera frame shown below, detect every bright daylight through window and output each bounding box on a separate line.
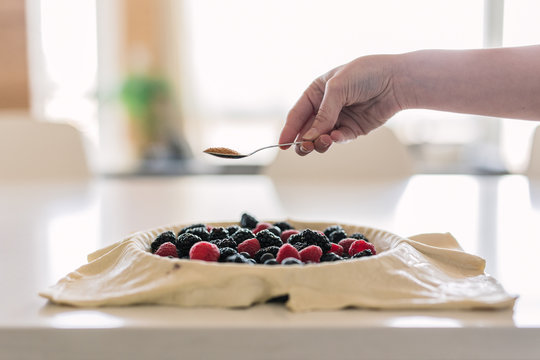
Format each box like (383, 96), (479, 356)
(29, 0), (540, 174)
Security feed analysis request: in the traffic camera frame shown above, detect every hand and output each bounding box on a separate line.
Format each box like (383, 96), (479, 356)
(279, 55), (406, 155)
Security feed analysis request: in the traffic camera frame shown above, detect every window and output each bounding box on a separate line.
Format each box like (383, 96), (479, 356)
(26, 0), (98, 167)
(500, 0), (540, 172)
(178, 0), (539, 172)
(180, 0), (486, 167)
(27, 1), (540, 173)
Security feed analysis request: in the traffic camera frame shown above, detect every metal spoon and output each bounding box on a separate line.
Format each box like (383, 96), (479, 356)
(203, 142), (302, 159)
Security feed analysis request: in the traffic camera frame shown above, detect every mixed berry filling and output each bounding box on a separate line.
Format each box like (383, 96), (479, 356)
(150, 213), (376, 265)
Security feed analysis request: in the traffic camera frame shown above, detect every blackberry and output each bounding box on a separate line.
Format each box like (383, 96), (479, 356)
(176, 233), (202, 257)
(230, 228), (255, 245)
(209, 227), (229, 241)
(217, 238), (237, 249)
(219, 247), (238, 262)
(329, 230), (348, 244)
(185, 226), (210, 242)
(352, 249), (373, 258)
(266, 226), (282, 237)
(178, 223), (206, 235)
(297, 229), (332, 253)
(259, 253), (275, 263)
(273, 221), (294, 231)
(287, 233), (302, 245)
(209, 240), (222, 247)
(320, 252), (343, 262)
(240, 213), (258, 229)
(350, 233), (369, 242)
(324, 225), (343, 238)
(282, 257), (303, 265)
(150, 231), (176, 253)
(291, 242), (308, 252)
(264, 259), (278, 265)
(256, 229), (283, 248)
(226, 225), (241, 236)
(254, 246), (280, 263)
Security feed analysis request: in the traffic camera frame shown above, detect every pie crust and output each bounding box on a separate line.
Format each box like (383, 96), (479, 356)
(40, 220), (516, 311)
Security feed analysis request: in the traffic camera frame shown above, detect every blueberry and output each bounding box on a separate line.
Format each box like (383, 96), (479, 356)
(281, 257), (303, 265)
(320, 252), (343, 262)
(260, 253), (275, 263)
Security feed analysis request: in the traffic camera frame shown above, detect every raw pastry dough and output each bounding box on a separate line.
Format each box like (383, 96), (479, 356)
(40, 220), (516, 311)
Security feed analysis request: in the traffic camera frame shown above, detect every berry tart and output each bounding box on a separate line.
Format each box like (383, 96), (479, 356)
(40, 213), (516, 311)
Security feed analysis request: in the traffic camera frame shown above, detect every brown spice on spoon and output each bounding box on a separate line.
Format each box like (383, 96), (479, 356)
(203, 147), (241, 155)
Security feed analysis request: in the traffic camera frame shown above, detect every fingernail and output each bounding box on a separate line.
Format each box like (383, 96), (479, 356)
(303, 128), (318, 141)
(320, 137), (331, 147)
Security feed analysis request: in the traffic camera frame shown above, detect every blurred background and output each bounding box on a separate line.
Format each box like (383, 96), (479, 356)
(1, 0), (540, 176)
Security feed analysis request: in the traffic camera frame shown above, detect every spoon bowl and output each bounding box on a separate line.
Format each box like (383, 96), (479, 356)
(203, 142), (302, 159)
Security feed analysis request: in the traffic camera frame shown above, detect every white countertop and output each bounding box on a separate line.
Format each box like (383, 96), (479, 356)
(1, 174), (539, 359)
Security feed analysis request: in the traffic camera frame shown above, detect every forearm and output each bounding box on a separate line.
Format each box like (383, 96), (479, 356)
(397, 45), (540, 120)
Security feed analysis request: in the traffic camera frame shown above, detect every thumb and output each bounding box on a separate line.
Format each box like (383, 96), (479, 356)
(302, 80), (343, 141)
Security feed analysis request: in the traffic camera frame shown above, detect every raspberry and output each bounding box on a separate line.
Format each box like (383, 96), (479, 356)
(328, 243), (344, 256)
(352, 249), (373, 258)
(299, 245), (323, 263)
(189, 241), (220, 262)
(240, 213), (258, 229)
(237, 238), (261, 257)
(281, 229), (299, 243)
(253, 222), (273, 234)
(154, 242), (179, 258)
(348, 239), (376, 257)
(324, 225), (343, 238)
(231, 228), (255, 245)
(273, 221), (293, 231)
(329, 230), (348, 243)
(338, 238), (356, 255)
(256, 229), (283, 248)
(219, 247), (238, 262)
(151, 231), (177, 253)
(276, 244), (300, 264)
(209, 227), (229, 241)
(176, 233), (202, 257)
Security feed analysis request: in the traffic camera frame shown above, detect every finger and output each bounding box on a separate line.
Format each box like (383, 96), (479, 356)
(296, 140), (314, 156)
(330, 127), (357, 143)
(313, 134), (333, 153)
(302, 78), (344, 141)
(279, 88), (322, 149)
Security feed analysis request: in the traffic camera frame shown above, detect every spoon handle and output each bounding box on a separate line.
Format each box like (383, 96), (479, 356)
(248, 141), (302, 156)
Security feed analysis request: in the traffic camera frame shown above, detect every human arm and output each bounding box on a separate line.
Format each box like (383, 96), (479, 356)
(280, 45), (540, 155)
